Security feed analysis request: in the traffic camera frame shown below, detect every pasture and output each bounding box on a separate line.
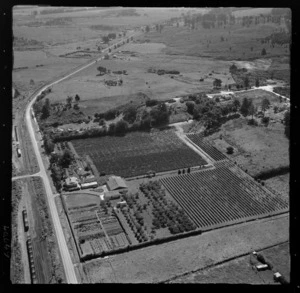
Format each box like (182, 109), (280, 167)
(45, 51), (234, 116)
(82, 214), (289, 283)
(138, 22), (288, 60)
(233, 89), (280, 106)
(206, 117), (289, 178)
(71, 130), (208, 178)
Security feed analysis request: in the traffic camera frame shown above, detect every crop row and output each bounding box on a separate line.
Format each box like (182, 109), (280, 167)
(187, 133), (227, 161)
(160, 166), (288, 229)
(86, 148), (207, 178)
(72, 131), (208, 177)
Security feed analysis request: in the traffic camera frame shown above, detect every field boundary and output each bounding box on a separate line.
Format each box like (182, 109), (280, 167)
(164, 240), (290, 284)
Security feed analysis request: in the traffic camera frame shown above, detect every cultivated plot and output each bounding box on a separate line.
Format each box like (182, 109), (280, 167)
(72, 130), (208, 178)
(160, 166), (288, 230)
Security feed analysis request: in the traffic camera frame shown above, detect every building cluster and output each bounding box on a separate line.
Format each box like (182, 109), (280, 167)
(63, 174), (128, 204)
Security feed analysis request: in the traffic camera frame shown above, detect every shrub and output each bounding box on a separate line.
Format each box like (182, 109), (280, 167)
(261, 116), (270, 125)
(146, 99), (159, 107)
(248, 118), (258, 126)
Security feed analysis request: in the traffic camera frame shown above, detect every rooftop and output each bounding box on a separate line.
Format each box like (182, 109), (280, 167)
(107, 176), (127, 191)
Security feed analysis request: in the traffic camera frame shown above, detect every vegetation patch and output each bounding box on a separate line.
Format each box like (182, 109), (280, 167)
(72, 130), (207, 179)
(160, 165), (288, 230)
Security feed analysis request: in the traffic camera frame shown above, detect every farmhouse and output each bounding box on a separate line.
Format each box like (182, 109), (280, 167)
(106, 176), (128, 191)
(64, 176), (80, 191)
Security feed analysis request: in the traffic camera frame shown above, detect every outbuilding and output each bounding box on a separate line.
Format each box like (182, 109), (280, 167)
(81, 181), (98, 189)
(106, 176), (127, 191)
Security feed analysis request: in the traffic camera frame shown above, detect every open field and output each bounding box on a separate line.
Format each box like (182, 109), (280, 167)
(13, 50), (87, 94)
(160, 165), (288, 230)
(170, 242), (290, 284)
(232, 8), (273, 17)
(72, 129), (207, 178)
(13, 7), (186, 46)
(233, 89), (281, 106)
(206, 117), (289, 178)
(82, 214), (289, 283)
(44, 51), (234, 117)
(64, 192), (100, 208)
(138, 22), (288, 60)
(264, 173), (289, 201)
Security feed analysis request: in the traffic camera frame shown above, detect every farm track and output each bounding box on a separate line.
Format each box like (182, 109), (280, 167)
(160, 166), (288, 230)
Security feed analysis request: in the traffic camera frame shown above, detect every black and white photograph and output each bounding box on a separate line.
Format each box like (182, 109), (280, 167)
(9, 6), (291, 284)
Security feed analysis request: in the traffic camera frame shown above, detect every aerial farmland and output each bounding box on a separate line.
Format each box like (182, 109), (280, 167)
(11, 6), (290, 285)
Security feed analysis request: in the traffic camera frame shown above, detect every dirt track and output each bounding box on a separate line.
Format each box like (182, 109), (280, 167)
(83, 213), (289, 283)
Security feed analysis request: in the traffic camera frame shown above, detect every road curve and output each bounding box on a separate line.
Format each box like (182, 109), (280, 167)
(24, 32), (140, 284)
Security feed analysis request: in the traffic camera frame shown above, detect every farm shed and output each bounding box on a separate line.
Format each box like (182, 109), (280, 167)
(81, 181), (98, 189)
(104, 190), (121, 201)
(107, 176), (128, 191)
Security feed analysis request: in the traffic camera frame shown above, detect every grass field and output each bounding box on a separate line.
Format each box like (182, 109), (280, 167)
(264, 173), (289, 201)
(44, 50), (234, 116)
(71, 130), (207, 178)
(170, 242), (290, 284)
(64, 192), (100, 209)
(82, 214), (289, 283)
(233, 89), (281, 106)
(138, 22), (288, 60)
(206, 117), (289, 178)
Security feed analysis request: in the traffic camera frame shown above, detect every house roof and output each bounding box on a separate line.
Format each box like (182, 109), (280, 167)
(107, 176), (127, 191)
(65, 177), (79, 185)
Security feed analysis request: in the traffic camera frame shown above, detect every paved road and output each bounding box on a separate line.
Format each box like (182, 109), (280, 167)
(22, 31), (141, 284)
